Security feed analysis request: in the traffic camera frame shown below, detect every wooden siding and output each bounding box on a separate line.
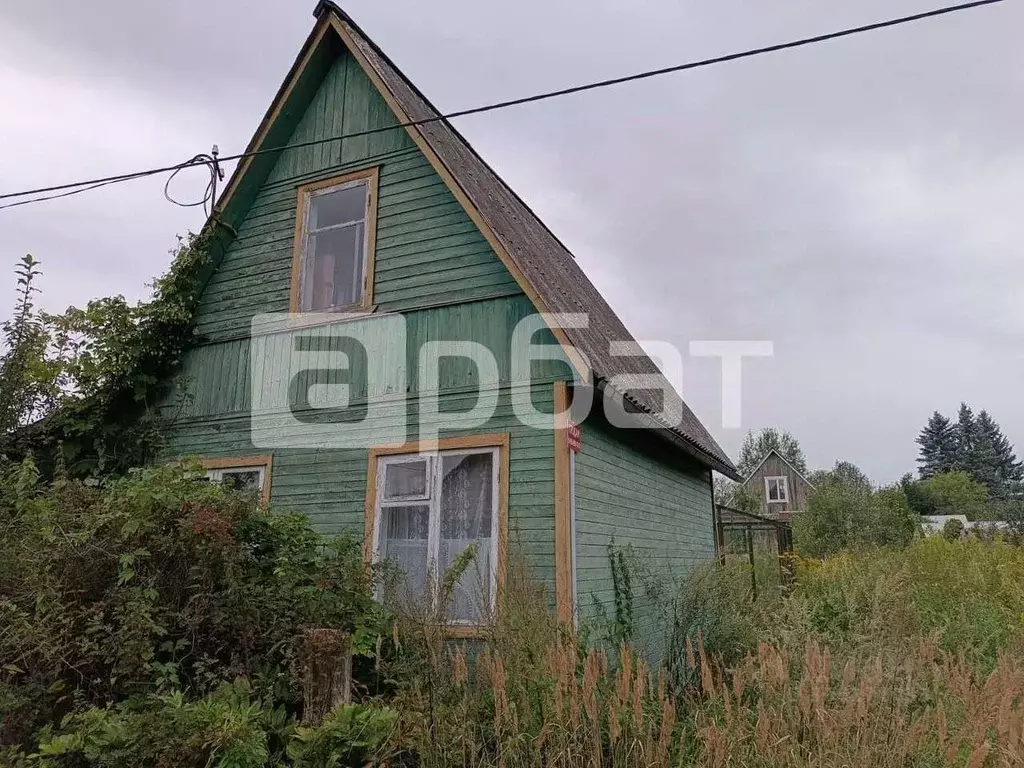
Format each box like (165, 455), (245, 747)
(166, 384), (558, 586)
(742, 453), (811, 516)
(573, 418), (716, 660)
(195, 47), (520, 342)
(163, 40), (577, 595)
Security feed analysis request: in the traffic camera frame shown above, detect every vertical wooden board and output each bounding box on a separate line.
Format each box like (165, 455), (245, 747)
(341, 55), (371, 164)
(553, 381), (573, 625)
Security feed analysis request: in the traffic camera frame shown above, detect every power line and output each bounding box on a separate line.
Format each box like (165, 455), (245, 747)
(0, 0), (1006, 211)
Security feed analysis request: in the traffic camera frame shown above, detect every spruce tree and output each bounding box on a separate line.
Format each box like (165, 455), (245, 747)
(916, 411), (956, 478)
(921, 404), (1024, 499)
(953, 403), (978, 474)
(974, 410), (1023, 498)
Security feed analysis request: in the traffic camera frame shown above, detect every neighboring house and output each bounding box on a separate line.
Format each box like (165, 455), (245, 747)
(742, 449), (813, 519)
(162, 1), (739, 642)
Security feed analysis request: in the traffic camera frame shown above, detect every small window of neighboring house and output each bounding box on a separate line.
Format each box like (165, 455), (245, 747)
(765, 476), (789, 504)
(293, 168), (379, 313)
(199, 457), (272, 504)
(372, 447), (500, 627)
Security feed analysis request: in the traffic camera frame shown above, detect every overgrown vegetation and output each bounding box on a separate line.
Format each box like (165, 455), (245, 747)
(0, 459), (388, 766)
(1, 237), (212, 477)
(7, 250), (1024, 765)
(6, 457), (1024, 765)
(380, 537), (1024, 767)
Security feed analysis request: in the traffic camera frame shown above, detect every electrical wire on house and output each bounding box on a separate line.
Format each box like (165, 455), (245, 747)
(0, 0), (1007, 212)
(163, 147), (225, 217)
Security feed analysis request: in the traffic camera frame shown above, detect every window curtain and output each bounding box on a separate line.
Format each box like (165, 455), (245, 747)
(381, 505), (430, 605)
(439, 453), (493, 622)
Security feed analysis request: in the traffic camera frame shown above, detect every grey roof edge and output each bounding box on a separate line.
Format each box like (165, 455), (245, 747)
(594, 381), (743, 480)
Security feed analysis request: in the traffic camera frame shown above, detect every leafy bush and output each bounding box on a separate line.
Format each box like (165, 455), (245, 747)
(0, 458), (387, 759)
(942, 516), (965, 540)
(35, 682), (273, 768)
(793, 477), (915, 557)
(285, 703), (398, 767)
(905, 471), (991, 521)
(1, 236), (213, 478)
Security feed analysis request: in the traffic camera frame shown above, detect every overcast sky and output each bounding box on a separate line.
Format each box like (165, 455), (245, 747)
(1, 0), (1021, 483)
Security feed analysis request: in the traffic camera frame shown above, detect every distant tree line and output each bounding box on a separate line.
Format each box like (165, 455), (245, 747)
(718, 408), (1024, 558)
(916, 404), (1022, 499)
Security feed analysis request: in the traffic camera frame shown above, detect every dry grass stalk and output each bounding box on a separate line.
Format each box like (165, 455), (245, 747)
(382, 544), (1024, 767)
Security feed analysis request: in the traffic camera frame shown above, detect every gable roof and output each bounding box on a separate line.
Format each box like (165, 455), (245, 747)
(744, 449), (814, 488)
(211, 2), (739, 480)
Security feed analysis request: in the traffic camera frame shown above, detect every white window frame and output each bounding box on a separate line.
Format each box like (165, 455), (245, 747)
(206, 465), (267, 492)
(765, 475), (789, 504)
(196, 455), (273, 504)
(372, 446), (501, 626)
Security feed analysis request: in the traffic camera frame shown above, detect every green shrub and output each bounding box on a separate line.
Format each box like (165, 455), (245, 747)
(793, 478), (915, 557)
(286, 704), (397, 767)
(35, 682), (272, 768)
(0, 458), (387, 756)
(942, 517), (965, 540)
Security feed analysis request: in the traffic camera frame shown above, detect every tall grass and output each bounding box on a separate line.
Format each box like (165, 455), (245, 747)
(783, 537), (1024, 667)
(692, 639), (1024, 767)
(381, 538), (1024, 767)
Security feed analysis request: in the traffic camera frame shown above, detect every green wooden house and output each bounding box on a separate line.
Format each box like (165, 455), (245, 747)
(165, 1), (739, 640)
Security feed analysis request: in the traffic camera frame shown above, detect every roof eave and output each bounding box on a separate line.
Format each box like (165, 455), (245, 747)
(592, 380), (741, 480)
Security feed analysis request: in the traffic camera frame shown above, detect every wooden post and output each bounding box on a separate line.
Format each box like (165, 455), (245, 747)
(299, 629), (352, 725)
(746, 527), (757, 602)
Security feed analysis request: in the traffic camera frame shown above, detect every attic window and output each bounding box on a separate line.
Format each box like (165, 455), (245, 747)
(292, 167), (379, 313)
(765, 476), (789, 504)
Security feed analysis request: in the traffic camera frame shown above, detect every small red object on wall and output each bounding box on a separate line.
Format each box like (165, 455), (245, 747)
(567, 422), (582, 453)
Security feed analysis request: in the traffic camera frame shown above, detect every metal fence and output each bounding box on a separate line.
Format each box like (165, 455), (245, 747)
(714, 504), (794, 599)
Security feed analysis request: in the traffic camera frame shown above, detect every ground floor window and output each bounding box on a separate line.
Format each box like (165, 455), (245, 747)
(370, 439), (505, 627)
(199, 456), (272, 504)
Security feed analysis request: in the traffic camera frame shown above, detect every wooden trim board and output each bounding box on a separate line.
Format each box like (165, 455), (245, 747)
(553, 381), (574, 626)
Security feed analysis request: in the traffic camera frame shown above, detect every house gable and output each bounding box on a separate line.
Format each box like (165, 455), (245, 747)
(164, 3), (730, 630)
(196, 41), (521, 341)
(742, 449), (813, 516)
(195, 2), (737, 479)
